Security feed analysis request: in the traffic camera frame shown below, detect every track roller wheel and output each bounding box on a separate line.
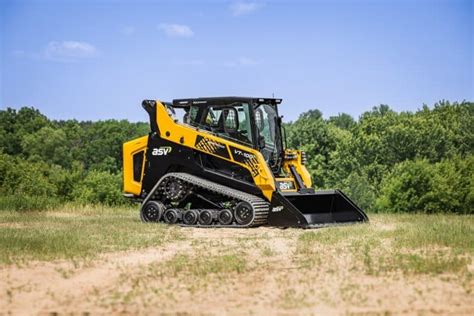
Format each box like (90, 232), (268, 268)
(234, 202), (254, 225)
(199, 210), (213, 225)
(140, 201), (165, 223)
(183, 209), (199, 225)
(163, 209), (179, 224)
(218, 209), (233, 225)
(162, 178), (188, 202)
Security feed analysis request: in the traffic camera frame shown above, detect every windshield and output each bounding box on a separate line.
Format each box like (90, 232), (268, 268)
(254, 104), (282, 169)
(189, 102), (254, 146)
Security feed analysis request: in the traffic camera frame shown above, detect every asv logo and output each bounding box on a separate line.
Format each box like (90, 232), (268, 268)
(279, 182), (292, 190)
(272, 206), (284, 213)
(152, 146), (172, 156)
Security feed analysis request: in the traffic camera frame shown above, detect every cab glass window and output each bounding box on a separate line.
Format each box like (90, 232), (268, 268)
(200, 103), (253, 145)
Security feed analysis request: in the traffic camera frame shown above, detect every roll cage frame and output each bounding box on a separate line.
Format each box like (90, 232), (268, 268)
(171, 97), (284, 153)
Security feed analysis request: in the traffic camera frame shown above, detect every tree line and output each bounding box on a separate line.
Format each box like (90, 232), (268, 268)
(286, 101), (473, 214)
(0, 101), (472, 213)
(0, 107), (148, 210)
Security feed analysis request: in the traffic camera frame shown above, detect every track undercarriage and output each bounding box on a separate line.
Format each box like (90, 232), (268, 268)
(140, 173), (270, 227)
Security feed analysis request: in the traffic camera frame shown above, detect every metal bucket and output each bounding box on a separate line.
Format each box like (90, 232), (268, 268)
(268, 190), (368, 228)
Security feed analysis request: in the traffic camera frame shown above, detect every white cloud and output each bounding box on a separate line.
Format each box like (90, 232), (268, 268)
(44, 41), (98, 62)
(230, 2), (264, 16)
(158, 23), (194, 38)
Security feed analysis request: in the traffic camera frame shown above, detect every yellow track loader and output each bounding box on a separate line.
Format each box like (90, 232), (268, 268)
(123, 97), (368, 227)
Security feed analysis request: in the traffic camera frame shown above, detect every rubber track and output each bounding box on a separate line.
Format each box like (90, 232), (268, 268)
(156, 172), (270, 228)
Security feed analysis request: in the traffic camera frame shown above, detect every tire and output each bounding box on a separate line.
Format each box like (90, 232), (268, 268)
(234, 202), (254, 225)
(140, 201), (165, 223)
(198, 210), (213, 225)
(163, 209), (179, 224)
(218, 209), (233, 225)
(182, 209), (198, 225)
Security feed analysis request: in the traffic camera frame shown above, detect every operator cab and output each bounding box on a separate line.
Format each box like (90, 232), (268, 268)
(172, 97), (284, 173)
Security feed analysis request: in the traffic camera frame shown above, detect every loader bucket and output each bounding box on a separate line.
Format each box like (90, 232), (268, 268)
(268, 190), (368, 228)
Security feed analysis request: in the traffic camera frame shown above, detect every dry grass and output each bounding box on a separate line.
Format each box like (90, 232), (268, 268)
(0, 205), (183, 264)
(0, 209), (473, 315)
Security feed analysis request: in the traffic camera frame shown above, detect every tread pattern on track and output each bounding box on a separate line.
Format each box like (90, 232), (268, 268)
(144, 172), (270, 227)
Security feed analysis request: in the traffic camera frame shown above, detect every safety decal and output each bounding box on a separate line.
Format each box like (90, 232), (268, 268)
(195, 135), (230, 159)
(229, 146), (260, 177)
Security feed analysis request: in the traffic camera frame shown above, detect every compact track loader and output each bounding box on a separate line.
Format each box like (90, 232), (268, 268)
(123, 97), (368, 228)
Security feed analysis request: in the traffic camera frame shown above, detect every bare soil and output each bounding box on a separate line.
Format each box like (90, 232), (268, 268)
(1, 225), (473, 315)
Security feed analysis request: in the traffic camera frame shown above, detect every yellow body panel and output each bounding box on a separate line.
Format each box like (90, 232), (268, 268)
(123, 135), (148, 195)
(123, 100), (313, 201)
(282, 149), (312, 188)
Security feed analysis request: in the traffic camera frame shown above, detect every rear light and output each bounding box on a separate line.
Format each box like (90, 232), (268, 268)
(301, 151), (307, 165)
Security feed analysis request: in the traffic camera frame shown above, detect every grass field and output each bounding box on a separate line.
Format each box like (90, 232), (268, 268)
(0, 206), (473, 315)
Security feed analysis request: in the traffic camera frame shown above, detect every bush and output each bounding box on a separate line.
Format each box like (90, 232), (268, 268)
(427, 156), (473, 214)
(72, 170), (125, 206)
(342, 171), (377, 212)
(0, 153), (81, 211)
(375, 156), (473, 214)
(0, 153), (61, 197)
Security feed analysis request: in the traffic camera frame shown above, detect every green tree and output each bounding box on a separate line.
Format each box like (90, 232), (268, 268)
(286, 111), (334, 187)
(0, 107), (50, 156)
(328, 113), (355, 130)
(21, 126), (72, 168)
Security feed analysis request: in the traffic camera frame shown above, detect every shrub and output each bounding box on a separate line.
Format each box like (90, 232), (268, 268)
(72, 170), (125, 206)
(427, 156), (473, 214)
(0, 153), (79, 211)
(375, 156), (473, 214)
(342, 171), (377, 212)
(0, 153), (60, 197)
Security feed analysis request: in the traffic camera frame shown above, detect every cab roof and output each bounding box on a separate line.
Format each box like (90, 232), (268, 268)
(172, 96), (282, 108)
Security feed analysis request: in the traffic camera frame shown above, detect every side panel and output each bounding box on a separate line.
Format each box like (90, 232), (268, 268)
(123, 135), (148, 195)
(153, 101), (276, 201)
(141, 136), (261, 196)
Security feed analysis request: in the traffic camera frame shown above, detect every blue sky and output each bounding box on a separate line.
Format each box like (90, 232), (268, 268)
(1, 0), (472, 122)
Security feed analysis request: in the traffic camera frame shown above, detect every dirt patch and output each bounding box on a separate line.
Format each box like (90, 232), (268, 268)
(1, 225), (473, 315)
(0, 240), (192, 315)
